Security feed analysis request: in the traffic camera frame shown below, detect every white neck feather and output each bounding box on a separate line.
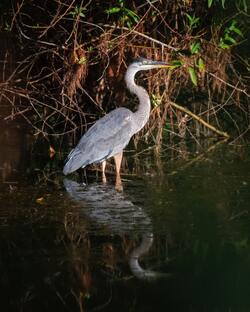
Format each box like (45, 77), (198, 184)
(125, 66), (151, 133)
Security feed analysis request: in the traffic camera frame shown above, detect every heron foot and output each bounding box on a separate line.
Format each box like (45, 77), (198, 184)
(102, 173), (107, 185)
(115, 174), (123, 192)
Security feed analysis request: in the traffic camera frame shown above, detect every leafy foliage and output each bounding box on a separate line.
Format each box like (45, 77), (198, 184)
(0, 0), (248, 145)
(188, 67), (198, 86)
(105, 0), (139, 28)
(186, 13), (200, 30)
(219, 20), (244, 49)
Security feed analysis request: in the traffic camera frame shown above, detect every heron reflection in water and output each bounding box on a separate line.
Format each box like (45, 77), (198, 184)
(64, 178), (168, 280)
(63, 58), (170, 189)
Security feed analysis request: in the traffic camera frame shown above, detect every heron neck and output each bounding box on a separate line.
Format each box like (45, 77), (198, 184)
(125, 68), (151, 133)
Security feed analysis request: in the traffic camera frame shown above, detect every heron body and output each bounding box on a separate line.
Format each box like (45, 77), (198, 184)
(63, 58), (169, 183)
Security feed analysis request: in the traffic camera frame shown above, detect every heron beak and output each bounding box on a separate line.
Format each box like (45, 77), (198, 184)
(158, 64), (175, 69)
(149, 61), (176, 70)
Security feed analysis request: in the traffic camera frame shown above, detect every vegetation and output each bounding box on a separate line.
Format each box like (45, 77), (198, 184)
(0, 0), (249, 150)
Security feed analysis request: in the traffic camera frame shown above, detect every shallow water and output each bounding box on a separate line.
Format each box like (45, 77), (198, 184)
(0, 116), (250, 311)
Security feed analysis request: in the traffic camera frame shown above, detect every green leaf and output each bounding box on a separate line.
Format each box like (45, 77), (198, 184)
(124, 8), (139, 22)
(126, 20), (132, 28)
(221, 0), (225, 8)
(118, 0), (124, 7)
(242, 0), (247, 12)
(186, 13), (200, 27)
(193, 17), (200, 24)
(198, 58), (205, 72)
(190, 41), (200, 54)
(225, 33), (236, 44)
(186, 13), (193, 22)
(105, 7), (121, 15)
(170, 60), (183, 67)
(230, 20), (237, 27)
(188, 67), (198, 86)
(219, 41), (230, 49)
(208, 0), (213, 8)
(231, 26), (243, 37)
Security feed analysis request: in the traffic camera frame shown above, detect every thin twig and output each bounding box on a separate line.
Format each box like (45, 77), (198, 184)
(169, 101), (230, 138)
(208, 72), (250, 98)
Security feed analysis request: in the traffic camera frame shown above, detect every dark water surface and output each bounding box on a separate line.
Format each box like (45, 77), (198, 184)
(0, 117), (250, 312)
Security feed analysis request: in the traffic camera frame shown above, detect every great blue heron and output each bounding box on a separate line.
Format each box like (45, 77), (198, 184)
(63, 58), (170, 188)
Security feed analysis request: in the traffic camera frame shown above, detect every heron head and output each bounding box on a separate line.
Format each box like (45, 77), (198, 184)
(125, 57), (172, 87)
(131, 57), (171, 71)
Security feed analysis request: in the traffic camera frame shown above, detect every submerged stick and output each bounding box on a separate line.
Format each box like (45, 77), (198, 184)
(169, 101), (230, 138)
(168, 138), (228, 176)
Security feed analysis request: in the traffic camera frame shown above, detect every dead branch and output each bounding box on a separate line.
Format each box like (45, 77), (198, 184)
(169, 101), (230, 138)
(208, 72), (250, 98)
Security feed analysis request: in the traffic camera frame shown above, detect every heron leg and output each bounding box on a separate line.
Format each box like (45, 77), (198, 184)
(101, 160), (107, 184)
(114, 152), (123, 192)
(114, 152), (123, 175)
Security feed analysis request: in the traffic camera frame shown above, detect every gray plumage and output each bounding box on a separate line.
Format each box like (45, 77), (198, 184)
(63, 58), (169, 175)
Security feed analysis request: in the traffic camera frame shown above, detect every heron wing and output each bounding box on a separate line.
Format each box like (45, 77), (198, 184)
(78, 107), (134, 158)
(63, 108), (134, 174)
